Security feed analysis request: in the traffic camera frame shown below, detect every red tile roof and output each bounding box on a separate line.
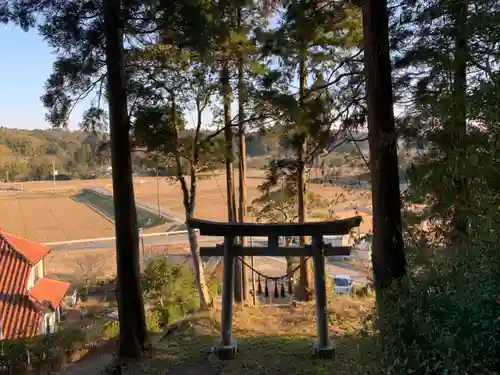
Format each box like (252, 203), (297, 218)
(0, 231), (51, 265)
(0, 237), (42, 339)
(0, 234), (70, 340)
(30, 278), (71, 310)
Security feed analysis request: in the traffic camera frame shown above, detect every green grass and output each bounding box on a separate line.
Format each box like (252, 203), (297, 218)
(73, 189), (169, 229)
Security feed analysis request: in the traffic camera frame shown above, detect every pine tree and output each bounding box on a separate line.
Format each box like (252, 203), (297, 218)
(357, 0), (406, 289)
(103, 0), (148, 357)
(391, 0), (500, 243)
(2, 0), (161, 357)
(255, 0), (363, 300)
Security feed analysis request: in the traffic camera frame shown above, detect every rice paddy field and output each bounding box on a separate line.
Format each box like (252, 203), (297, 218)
(0, 169), (373, 244)
(0, 191), (115, 242)
(131, 169), (373, 232)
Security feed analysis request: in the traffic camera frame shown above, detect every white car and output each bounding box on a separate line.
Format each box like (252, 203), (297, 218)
(332, 275), (355, 295)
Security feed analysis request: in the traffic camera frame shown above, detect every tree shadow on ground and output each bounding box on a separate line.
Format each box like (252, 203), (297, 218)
(124, 298), (379, 375)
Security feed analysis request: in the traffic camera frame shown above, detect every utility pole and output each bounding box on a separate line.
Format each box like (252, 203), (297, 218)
(297, 46), (311, 301)
(250, 214), (256, 306)
(156, 168), (161, 217)
(52, 160), (57, 193)
(139, 228), (146, 266)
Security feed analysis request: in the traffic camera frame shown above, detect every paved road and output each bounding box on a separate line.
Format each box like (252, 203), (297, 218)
(49, 235), (347, 253)
(49, 234), (223, 251)
(162, 252), (369, 285)
(49, 233), (369, 282)
(250, 256), (368, 283)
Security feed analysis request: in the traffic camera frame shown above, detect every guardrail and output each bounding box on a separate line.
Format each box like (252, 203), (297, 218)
(43, 229), (198, 246)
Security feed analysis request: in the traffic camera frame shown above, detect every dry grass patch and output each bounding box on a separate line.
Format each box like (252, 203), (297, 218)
(132, 170), (373, 228)
(126, 296), (378, 375)
(0, 191), (114, 241)
(0, 170), (373, 243)
(0, 183), (179, 242)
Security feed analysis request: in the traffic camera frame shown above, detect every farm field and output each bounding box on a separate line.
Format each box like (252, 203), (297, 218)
(0, 191), (115, 242)
(0, 179), (178, 242)
(0, 168), (373, 245)
(132, 170), (374, 233)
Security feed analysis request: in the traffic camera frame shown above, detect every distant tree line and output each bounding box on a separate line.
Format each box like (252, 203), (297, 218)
(0, 126), (368, 182)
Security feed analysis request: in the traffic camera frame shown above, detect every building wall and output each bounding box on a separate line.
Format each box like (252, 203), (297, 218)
(27, 260), (44, 289)
(39, 311), (57, 335)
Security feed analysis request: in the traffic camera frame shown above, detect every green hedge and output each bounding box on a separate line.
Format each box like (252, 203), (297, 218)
(0, 327), (86, 371)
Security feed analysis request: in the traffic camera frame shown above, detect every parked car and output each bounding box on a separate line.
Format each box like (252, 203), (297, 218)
(332, 275), (355, 295)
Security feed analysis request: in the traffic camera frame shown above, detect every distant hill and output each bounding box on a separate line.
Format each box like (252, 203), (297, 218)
(0, 126), (375, 182)
(0, 127), (109, 181)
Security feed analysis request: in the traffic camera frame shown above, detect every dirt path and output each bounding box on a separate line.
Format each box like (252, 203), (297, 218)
(55, 341), (117, 375)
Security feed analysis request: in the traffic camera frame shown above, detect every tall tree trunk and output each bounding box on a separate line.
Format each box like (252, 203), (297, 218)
(171, 94), (213, 308)
(296, 50), (312, 301)
(187, 221), (213, 308)
(237, 7), (249, 303)
(361, 0), (406, 290)
(103, 0), (148, 358)
(222, 58), (242, 302)
(450, 0), (469, 244)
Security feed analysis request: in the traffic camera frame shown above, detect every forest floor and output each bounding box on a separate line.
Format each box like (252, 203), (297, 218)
(122, 296), (379, 375)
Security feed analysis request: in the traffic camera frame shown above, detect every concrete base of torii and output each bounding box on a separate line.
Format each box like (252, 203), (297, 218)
(212, 338), (238, 360)
(312, 339), (336, 359)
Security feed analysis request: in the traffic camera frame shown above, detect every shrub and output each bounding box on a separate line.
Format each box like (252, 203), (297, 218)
(207, 273), (222, 296)
(141, 256), (200, 324)
(156, 304), (183, 325)
(1, 338), (30, 367)
(101, 310), (164, 339)
(0, 329), (86, 371)
(145, 310), (162, 332)
(101, 320), (120, 340)
(53, 327), (86, 351)
(377, 240), (500, 375)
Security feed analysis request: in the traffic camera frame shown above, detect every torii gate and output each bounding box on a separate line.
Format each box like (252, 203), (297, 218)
(188, 215), (362, 360)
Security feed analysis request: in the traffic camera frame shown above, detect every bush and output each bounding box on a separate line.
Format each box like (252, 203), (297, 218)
(101, 320), (120, 340)
(101, 310), (164, 339)
(377, 240), (500, 375)
(145, 310), (162, 332)
(1, 338), (30, 366)
(156, 304), (184, 325)
(53, 327), (86, 351)
(0, 327), (86, 372)
(141, 256), (200, 324)
(207, 273), (222, 296)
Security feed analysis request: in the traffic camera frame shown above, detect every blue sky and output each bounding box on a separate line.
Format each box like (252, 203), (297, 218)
(0, 24), (84, 130)
(0, 12), (284, 133)
(0, 23), (222, 132)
